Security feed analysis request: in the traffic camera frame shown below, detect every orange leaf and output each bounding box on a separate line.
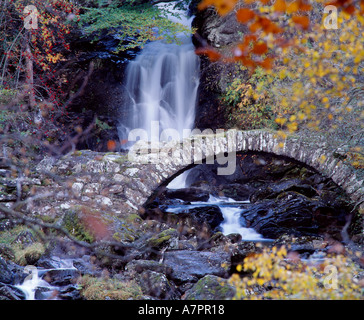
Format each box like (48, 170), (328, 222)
(252, 42), (268, 55)
(243, 34), (258, 45)
(195, 47), (221, 62)
(274, 0), (286, 12)
(343, 4), (355, 14)
(236, 8), (256, 23)
(292, 15), (310, 29)
(120, 139), (128, 145)
(107, 140), (116, 151)
(249, 21), (261, 32)
(299, 2), (312, 11)
(259, 57), (273, 69)
(287, 1), (300, 13)
(198, 0), (238, 15)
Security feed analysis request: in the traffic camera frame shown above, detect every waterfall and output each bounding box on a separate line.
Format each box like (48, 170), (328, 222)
(118, 3), (200, 147)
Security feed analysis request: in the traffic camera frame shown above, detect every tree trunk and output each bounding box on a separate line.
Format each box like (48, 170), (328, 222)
(25, 43), (36, 109)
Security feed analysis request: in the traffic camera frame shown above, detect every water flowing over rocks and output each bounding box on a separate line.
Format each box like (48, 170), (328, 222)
(0, 137), (362, 300)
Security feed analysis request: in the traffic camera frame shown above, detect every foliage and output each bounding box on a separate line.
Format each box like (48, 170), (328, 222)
(229, 246), (363, 299)
(0, 0), (79, 104)
(78, 1), (191, 51)
(200, 0), (364, 169)
(222, 65), (280, 129)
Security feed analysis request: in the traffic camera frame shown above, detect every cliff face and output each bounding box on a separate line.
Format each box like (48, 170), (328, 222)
(192, 6), (248, 130)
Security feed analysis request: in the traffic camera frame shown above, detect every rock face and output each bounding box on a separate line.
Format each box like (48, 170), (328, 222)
(192, 5), (249, 130)
(193, 7), (247, 48)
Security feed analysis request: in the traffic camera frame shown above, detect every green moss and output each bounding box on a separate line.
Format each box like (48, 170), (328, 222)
(62, 210), (95, 243)
(79, 275), (142, 300)
(146, 228), (178, 248)
(184, 275), (236, 300)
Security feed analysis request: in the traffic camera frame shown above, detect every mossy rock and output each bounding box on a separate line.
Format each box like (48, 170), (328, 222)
(146, 228), (178, 249)
(183, 275), (236, 300)
(15, 242), (46, 266)
(62, 210), (95, 243)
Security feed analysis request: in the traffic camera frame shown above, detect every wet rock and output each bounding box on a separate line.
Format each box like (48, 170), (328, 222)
(250, 179), (318, 202)
(183, 275), (236, 300)
(164, 188), (210, 202)
(242, 193), (319, 239)
(125, 259), (172, 275)
(0, 283), (25, 300)
(187, 206), (224, 231)
(163, 250), (230, 284)
(0, 257), (13, 284)
(138, 270), (180, 300)
(43, 269), (81, 286)
(57, 285), (82, 300)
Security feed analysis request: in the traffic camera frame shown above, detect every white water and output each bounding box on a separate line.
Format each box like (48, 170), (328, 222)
(15, 266), (56, 300)
(118, 3), (200, 146)
(15, 257), (76, 300)
(206, 195), (264, 240)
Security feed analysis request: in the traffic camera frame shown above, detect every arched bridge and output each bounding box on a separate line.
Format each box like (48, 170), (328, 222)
(40, 130), (364, 213)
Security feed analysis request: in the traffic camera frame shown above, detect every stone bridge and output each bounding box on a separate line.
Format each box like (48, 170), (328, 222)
(37, 130), (364, 214)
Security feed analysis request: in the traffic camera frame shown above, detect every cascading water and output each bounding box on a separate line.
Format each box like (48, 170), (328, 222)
(118, 3), (200, 146)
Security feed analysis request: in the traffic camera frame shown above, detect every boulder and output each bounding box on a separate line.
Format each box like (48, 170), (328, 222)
(183, 275), (236, 300)
(0, 257), (13, 284)
(0, 283), (25, 300)
(163, 250), (230, 284)
(138, 270), (180, 300)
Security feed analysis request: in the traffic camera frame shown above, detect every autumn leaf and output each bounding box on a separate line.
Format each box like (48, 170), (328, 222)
(107, 140), (116, 151)
(252, 42), (268, 55)
(198, 0), (239, 15)
(292, 15), (310, 29)
(274, 0), (287, 13)
(236, 8), (256, 23)
(195, 47), (222, 62)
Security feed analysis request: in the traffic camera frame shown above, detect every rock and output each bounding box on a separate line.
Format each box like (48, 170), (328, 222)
(193, 7), (247, 48)
(43, 269), (81, 286)
(250, 179), (318, 202)
(0, 257), (13, 284)
(138, 270), (180, 300)
(125, 259), (172, 275)
(163, 250), (230, 284)
(0, 244), (15, 261)
(242, 192), (321, 239)
(164, 188), (210, 202)
(145, 228), (179, 250)
(57, 285), (82, 300)
(187, 206), (224, 231)
(0, 283), (25, 300)
(183, 275), (236, 300)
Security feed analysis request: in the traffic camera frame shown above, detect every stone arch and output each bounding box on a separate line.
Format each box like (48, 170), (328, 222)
(130, 130), (363, 211)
